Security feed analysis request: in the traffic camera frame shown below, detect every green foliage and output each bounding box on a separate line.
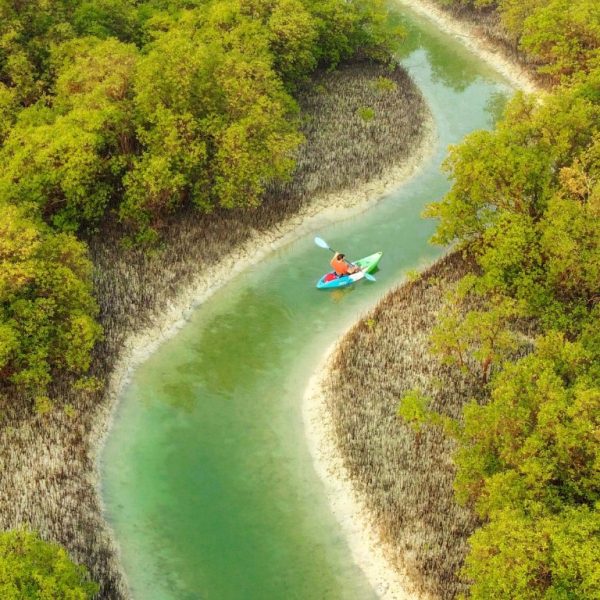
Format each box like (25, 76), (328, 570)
(398, 388), (460, 437)
(397, 388), (431, 433)
(518, 0), (600, 82)
(455, 333), (599, 509)
(402, 329), (600, 598)
(52, 36), (138, 115)
(0, 37), (138, 231)
(34, 396), (53, 415)
(304, 0), (403, 67)
(454, 333), (600, 598)
(119, 4), (303, 232)
(357, 106), (376, 122)
(421, 16), (600, 595)
(426, 76), (600, 333)
(404, 269), (421, 282)
(0, 529), (98, 599)
(0, 109), (114, 230)
(120, 107), (208, 233)
(267, 0), (319, 83)
(0, 82), (18, 142)
(462, 506), (600, 599)
(430, 289), (522, 383)
(212, 102), (301, 208)
(426, 85), (600, 245)
(397, 386), (461, 434)
(371, 76), (398, 93)
(0, 203), (102, 396)
(426, 105), (599, 594)
(209, 44), (302, 208)
(0, 1), (70, 103)
(0, 0), (398, 238)
(72, 0), (142, 41)
(364, 316), (377, 329)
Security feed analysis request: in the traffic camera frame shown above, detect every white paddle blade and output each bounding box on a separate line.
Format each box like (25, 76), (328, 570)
(314, 237), (332, 251)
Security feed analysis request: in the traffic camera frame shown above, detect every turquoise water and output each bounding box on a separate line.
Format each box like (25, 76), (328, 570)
(101, 7), (512, 600)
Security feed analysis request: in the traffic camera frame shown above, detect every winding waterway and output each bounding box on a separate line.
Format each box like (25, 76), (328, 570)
(101, 6), (513, 599)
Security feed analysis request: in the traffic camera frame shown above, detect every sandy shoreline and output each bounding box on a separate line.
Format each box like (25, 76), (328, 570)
(303, 342), (424, 600)
(299, 2), (541, 599)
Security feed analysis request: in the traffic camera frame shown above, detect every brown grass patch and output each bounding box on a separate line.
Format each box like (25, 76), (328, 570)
(322, 252), (481, 599)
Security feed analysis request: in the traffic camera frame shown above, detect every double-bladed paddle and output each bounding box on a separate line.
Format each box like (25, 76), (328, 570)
(314, 236), (376, 282)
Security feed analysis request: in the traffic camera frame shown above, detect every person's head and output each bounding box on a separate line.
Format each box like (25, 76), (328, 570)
(336, 253), (345, 260)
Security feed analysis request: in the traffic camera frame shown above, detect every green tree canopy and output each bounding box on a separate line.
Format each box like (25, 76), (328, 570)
(425, 73), (600, 332)
(414, 28), (600, 598)
(455, 333), (600, 599)
(431, 0), (600, 84)
(0, 202), (102, 397)
(0, 529), (98, 599)
(0, 37), (138, 231)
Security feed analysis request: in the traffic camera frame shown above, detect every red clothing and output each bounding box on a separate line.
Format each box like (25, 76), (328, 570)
(331, 255), (350, 276)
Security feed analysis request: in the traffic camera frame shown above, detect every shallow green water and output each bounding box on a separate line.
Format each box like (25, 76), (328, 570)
(101, 7), (512, 600)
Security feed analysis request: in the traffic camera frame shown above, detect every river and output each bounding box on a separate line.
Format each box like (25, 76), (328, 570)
(101, 6), (513, 599)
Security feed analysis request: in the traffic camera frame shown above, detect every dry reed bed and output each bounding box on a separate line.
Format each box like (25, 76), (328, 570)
(0, 61), (429, 598)
(323, 252), (481, 599)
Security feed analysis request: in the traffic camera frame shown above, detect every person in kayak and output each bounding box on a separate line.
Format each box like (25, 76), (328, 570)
(331, 252), (360, 277)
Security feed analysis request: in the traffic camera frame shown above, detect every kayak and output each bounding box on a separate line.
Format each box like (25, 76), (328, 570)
(316, 252), (383, 290)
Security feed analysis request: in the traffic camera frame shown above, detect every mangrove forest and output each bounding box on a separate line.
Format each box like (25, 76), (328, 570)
(0, 0), (598, 598)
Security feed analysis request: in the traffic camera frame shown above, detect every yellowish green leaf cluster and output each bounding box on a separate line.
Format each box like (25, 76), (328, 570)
(456, 334), (600, 598)
(416, 20), (600, 598)
(426, 74), (600, 333)
(0, 203), (102, 399)
(0, 529), (98, 599)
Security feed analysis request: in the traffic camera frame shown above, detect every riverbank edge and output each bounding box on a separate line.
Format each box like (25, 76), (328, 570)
(299, 1), (543, 599)
(396, 0), (539, 94)
(90, 98), (437, 593)
(303, 342), (425, 600)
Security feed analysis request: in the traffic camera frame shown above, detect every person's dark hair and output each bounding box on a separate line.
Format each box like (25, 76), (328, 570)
(338, 253), (345, 259)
